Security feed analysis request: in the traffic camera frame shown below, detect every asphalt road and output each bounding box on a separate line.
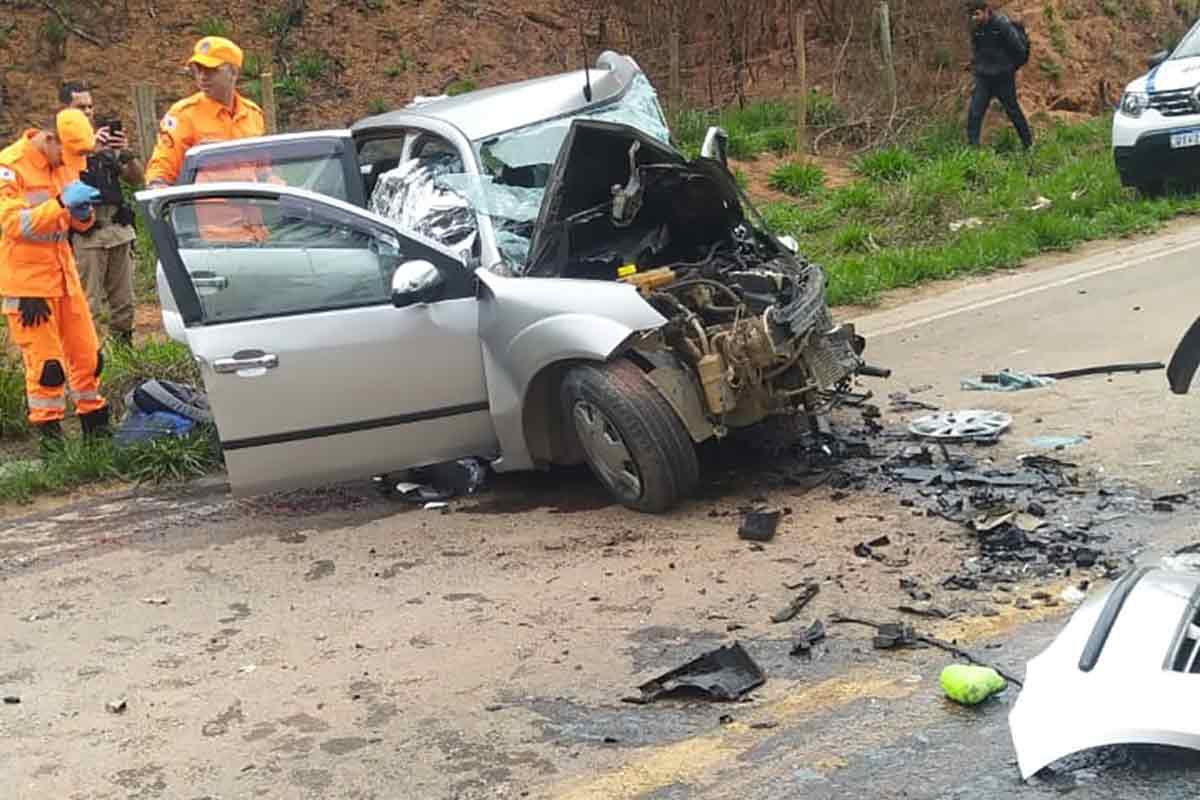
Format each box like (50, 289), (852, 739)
(4, 222), (1200, 799)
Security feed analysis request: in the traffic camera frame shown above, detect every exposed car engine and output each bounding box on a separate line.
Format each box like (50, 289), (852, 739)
(521, 120), (867, 428)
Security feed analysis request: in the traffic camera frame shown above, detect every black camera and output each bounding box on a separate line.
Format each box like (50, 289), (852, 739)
(98, 117), (122, 135)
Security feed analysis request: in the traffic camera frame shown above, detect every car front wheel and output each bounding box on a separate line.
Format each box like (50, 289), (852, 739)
(561, 359), (699, 513)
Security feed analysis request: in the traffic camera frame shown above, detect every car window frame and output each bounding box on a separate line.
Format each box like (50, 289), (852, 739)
(139, 184), (475, 328)
(179, 133), (367, 208)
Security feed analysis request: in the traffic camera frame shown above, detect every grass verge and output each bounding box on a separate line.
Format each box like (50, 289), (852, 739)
(1, 334), (215, 505)
(0, 429), (223, 505)
(752, 114), (1200, 306)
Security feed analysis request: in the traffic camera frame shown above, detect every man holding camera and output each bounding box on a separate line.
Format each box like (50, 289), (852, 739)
(61, 81), (144, 348)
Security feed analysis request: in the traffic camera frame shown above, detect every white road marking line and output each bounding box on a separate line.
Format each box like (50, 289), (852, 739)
(856, 233), (1200, 337)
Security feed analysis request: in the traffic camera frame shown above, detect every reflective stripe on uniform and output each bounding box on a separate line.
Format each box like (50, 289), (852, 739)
(24, 190), (50, 204)
(0, 297), (17, 313)
(71, 390), (101, 403)
(27, 395), (66, 410)
(23, 230), (68, 243)
(18, 209), (34, 238)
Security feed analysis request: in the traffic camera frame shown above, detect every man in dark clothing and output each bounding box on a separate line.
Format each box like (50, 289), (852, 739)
(966, 1), (1033, 150)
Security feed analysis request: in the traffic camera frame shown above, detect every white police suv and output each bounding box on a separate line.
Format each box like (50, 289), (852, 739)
(1115, 20), (1200, 194)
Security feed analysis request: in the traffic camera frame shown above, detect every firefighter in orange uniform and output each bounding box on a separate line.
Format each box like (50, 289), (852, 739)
(145, 35), (266, 188)
(145, 36), (272, 242)
(0, 109), (108, 442)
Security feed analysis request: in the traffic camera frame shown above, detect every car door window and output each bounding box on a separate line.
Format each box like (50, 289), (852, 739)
(167, 194), (406, 324)
(185, 137), (360, 205)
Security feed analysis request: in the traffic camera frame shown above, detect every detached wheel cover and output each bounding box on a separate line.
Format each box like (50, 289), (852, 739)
(572, 399), (642, 500)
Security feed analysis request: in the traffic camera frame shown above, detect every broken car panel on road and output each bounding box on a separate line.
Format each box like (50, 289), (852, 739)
(1010, 566), (1200, 780)
(136, 51), (870, 512)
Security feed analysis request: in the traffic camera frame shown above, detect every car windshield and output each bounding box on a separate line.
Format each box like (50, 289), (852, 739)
(439, 73), (672, 268)
(1172, 23), (1200, 60)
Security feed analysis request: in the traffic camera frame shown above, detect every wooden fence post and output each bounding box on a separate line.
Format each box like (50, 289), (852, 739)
(261, 70), (278, 134)
(132, 84), (157, 165)
(879, 0), (898, 113)
(794, 4), (808, 156)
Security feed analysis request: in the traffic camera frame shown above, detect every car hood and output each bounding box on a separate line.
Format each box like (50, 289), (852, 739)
(523, 119), (746, 278)
(1128, 55), (1200, 93)
(1009, 566), (1200, 780)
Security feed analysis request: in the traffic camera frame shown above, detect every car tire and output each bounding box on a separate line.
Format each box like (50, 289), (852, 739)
(560, 359), (699, 513)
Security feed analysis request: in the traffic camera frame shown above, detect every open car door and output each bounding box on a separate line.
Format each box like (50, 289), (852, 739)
(137, 182), (498, 496)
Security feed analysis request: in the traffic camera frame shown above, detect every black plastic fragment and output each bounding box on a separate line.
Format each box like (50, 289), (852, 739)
(629, 642), (766, 704)
(771, 583), (820, 623)
(738, 511), (781, 542)
(873, 623), (918, 650)
(789, 620), (827, 658)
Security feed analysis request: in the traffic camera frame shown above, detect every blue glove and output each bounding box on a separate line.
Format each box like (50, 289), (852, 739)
(61, 181), (101, 217)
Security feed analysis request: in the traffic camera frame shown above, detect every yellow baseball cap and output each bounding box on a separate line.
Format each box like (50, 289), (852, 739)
(55, 108), (95, 173)
(188, 36), (244, 69)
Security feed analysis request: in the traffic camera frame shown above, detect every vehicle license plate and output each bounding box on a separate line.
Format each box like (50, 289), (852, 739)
(1171, 131), (1200, 149)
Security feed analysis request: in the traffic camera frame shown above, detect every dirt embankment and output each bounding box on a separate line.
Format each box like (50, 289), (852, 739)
(0, 0), (1179, 150)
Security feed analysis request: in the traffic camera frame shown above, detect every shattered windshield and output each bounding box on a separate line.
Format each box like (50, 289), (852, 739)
(461, 73), (670, 266)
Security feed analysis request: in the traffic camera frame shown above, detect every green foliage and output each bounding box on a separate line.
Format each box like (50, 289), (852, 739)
(0, 334), (216, 504)
(668, 97), (845, 160)
(0, 431), (223, 504)
(446, 79), (477, 96)
(259, 8), (291, 37)
(751, 111), (1200, 307)
(856, 147), (917, 182)
(384, 53), (412, 78)
(294, 52), (334, 81)
(275, 74), (309, 102)
(0, 346), (27, 439)
(368, 97), (389, 114)
(768, 161), (825, 197)
(39, 14), (66, 57)
(1039, 59), (1064, 83)
(832, 222), (878, 254)
(242, 53), (263, 79)
(196, 17), (232, 38)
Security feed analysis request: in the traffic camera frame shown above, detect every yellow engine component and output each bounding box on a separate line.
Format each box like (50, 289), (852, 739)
(619, 266), (677, 296)
(697, 352), (735, 414)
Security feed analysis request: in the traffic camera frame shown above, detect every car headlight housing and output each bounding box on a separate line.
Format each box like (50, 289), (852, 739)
(1120, 91), (1149, 117)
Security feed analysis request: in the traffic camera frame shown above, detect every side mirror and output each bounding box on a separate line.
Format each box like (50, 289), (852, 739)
(1148, 49), (1170, 68)
(777, 235), (799, 254)
(700, 126), (729, 167)
(391, 260), (445, 308)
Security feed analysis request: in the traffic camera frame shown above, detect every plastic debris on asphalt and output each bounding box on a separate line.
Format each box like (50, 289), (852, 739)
(627, 642), (765, 704)
(961, 370), (1056, 392)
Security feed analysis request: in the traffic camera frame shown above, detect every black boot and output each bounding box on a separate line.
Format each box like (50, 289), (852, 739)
(79, 406), (112, 438)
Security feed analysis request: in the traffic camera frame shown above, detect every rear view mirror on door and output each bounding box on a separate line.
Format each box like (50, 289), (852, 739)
(391, 260), (445, 307)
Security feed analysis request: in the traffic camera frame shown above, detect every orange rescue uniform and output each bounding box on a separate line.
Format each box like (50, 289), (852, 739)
(0, 132), (105, 423)
(145, 91), (266, 186)
(145, 91), (270, 243)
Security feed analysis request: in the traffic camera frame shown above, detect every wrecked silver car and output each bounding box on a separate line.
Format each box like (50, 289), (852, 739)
(1009, 566), (1200, 779)
(137, 52), (868, 511)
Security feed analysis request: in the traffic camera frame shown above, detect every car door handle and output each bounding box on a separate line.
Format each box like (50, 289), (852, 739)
(192, 274), (229, 290)
(213, 352), (279, 374)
